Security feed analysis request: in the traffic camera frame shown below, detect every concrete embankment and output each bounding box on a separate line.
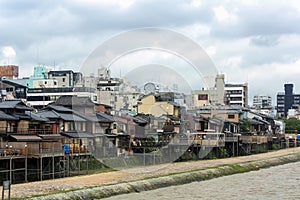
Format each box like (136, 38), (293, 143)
(32, 153), (300, 200)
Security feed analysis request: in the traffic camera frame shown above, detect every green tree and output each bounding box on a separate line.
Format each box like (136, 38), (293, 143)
(284, 118), (300, 134)
(240, 119), (253, 133)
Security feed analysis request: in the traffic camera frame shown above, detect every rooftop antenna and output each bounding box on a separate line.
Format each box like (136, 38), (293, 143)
(36, 47), (39, 65)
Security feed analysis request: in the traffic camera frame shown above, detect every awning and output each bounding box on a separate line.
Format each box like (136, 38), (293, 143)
(249, 118), (264, 125)
(38, 134), (64, 141)
(59, 113), (86, 122)
(61, 132), (94, 138)
(10, 135), (42, 142)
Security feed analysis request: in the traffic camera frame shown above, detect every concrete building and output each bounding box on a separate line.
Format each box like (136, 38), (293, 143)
(252, 95), (273, 115)
(137, 93), (180, 117)
(225, 83), (248, 107)
(48, 70), (82, 87)
(253, 95), (272, 109)
(27, 87), (97, 109)
(24, 67), (95, 108)
(276, 83), (300, 118)
(95, 68), (140, 111)
(191, 74), (225, 108)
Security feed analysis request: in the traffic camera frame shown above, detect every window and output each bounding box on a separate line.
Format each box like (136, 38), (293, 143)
(198, 94), (208, 100)
(62, 78), (65, 82)
(230, 97), (242, 101)
(228, 114), (235, 119)
(93, 96), (97, 101)
(68, 122), (75, 131)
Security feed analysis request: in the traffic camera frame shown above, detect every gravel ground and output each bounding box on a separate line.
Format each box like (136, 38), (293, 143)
(2, 147), (300, 199)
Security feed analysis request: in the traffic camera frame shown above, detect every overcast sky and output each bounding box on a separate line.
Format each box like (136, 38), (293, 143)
(1, 0), (300, 105)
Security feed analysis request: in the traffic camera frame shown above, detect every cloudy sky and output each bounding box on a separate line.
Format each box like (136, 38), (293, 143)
(1, 0), (300, 105)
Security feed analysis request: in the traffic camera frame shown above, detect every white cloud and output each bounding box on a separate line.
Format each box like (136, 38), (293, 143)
(190, 0), (202, 8)
(1, 0), (300, 106)
(213, 6), (238, 24)
(71, 0), (136, 9)
(205, 46), (216, 57)
(1, 46), (16, 58)
(221, 56), (243, 69)
(0, 46), (17, 65)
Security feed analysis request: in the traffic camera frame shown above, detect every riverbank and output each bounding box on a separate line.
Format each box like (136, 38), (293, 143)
(102, 161), (300, 200)
(4, 147), (300, 199)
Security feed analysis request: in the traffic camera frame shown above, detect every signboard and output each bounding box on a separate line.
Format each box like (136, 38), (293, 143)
(0, 65), (19, 77)
(198, 94), (208, 100)
(2, 181), (10, 190)
(2, 180), (11, 200)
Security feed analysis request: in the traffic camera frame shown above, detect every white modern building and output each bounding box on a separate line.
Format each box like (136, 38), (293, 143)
(27, 87), (97, 108)
(224, 83), (248, 107)
(253, 95), (272, 109)
(95, 67), (140, 111)
(252, 94), (273, 116)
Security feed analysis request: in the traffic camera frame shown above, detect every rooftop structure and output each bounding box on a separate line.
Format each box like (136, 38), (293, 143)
(276, 83), (300, 118)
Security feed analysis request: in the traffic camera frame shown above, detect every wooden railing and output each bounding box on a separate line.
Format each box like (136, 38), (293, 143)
(240, 135), (268, 144)
(0, 128), (53, 134)
(0, 148), (27, 157)
(67, 144), (89, 154)
(225, 136), (239, 142)
(192, 139), (225, 147)
(26, 142), (64, 157)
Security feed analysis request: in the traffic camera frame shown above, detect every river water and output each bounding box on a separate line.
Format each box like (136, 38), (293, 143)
(103, 162), (300, 200)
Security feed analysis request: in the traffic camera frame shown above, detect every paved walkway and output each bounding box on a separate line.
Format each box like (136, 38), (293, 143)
(3, 147), (300, 199)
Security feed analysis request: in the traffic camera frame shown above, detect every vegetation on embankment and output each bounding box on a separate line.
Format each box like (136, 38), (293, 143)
(31, 153), (300, 200)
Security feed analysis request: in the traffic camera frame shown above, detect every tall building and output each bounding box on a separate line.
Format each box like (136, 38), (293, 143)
(252, 95), (273, 115)
(276, 83), (300, 117)
(96, 67), (140, 111)
(253, 95), (272, 109)
(224, 83), (248, 107)
(48, 70), (82, 87)
(191, 74), (225, 108)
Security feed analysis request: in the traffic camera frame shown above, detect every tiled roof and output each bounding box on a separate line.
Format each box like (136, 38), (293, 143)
(54, 96), (95, 107)
(59, 113), (86, 122)
(48, 104), (73, 112)
(0, 100), (32, 110)
(96, 112), (115, 122)
(36, 110), (61, 119)
(61, 132), (94, 138)
(0, 110), (17, 120)
(25, 111), (49, 122)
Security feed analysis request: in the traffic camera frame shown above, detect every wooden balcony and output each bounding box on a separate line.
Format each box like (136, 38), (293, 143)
(68, 144), (90, 155)
(0, 128), (53, 135)
(192, 139), (225, 147)
(0, 148), (27, 158)
(240, 135), (268, 144)
(225, 136), (239, 142)
(191, 131), (225, 147)
(27, 142), (64, 158)
(0, 142), (28, 158)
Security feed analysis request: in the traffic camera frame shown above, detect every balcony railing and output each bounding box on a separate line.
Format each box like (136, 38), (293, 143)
(192, 139), (225, 147)
(26, 142), (64, 157)
(0, 148), (28, 157)
(0, 127), (53, 135)
(240, 135), (268, 144)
